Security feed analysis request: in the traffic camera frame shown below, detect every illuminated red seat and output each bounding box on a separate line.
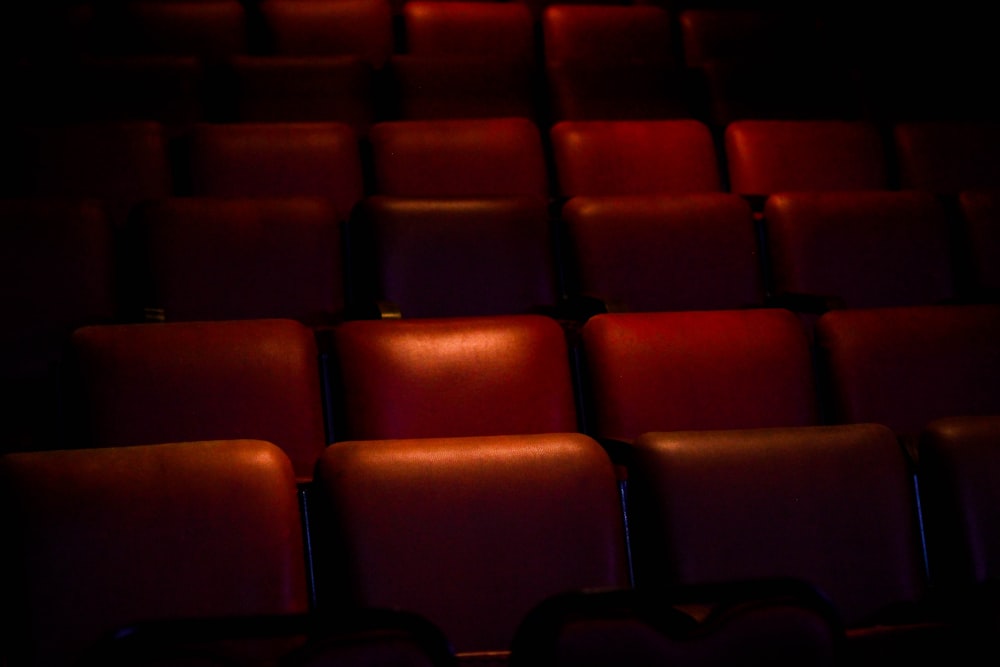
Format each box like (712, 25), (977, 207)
(579, 309), (817, 443)
(187, 122), (364, 220)
(328, 315), (577, 441)
(725, 120), (888, 197)
(550, 120), (722, 197)
(369, 118), (548, 197)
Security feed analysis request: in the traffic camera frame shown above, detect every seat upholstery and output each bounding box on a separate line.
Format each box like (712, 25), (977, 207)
(561, 193), (763, 312)
(764, 190), (955, 310)
(187, 122), (364, 221)
(313, 432), (629, 657)
(259, 0), (393, 68)
(368, 118), (549, 197)
(893, 122), (1000, 194)
(550, 121), (722, 196)
(133, 197), (346, 325)
(353, 196), (560, 318)
(725, 120), (888, 196)
(329, 315), (577, 441)
(627, 424), (927, 629)
(815, 304), (1000, 442)
(579, 309), (817, 442)
(71, 319), (328, 480)
(0, 439), (309, 667)
(956, 189), (1000, 298)
(403, 1), (535, 61)
(114, 1), (249, 58)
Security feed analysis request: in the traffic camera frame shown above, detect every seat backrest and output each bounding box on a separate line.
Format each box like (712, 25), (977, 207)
(115, 1), (249, 58)
(187, 122), (364, 221)
(224, 55), (376, 134)
(134, 197), (346, 325)
(562, 193), (764, 312)
(550, 120), (722, 196)
(627, 424), (927, 628)
(725, 120), (888, 196)
(893, 122), (1000, 194)
(329, 315), (577, 441)
(956, 189), (1000, 296)
(369, 118), (549, 197)
(353, 196), (560, 318)
(259, 0), (393, 68)
(579, 309), (817, 442)
(919, 416), (1000, 591)
(313, 432), (629, 657)
(71, 319), (328, 480)
(403, 1), (535, 61)
(815, 304), (1000, 442)
(17, 121), (173, 228)
(0, 439), (309, 667)
(764, 191), (955, 309)
(542, 5), (673, 66)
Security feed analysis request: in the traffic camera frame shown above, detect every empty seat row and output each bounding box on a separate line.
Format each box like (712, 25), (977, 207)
(5, 185), (997, 326)
(3, 417), (999, 665)
(9, 304), (998, 466)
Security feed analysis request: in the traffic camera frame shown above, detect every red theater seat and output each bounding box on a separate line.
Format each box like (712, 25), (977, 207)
(0, 439), (310, 667)
(369, 118), (549, 197)
(764, 191), (956, 311)
(815, 304), (1000, 444)
(259, 0), (393, 69)
(894, 122), (1000, 195)
(113, 1), (249, 58)
(957, 189), (1000, 299)
(627, 424), (958, 663)
(550, 120), (722, 197)
(352, 196), (561, 318)
(187, 122), (364, 220)
(71, 319), (328, 480)
(579, 309), (817, 443)
(725, 120), (888, 197)
(132, 197), (346, 325)
(329, 315), (577, 441)
(313, 432), (629, 660)
(561, 193), (764, 313)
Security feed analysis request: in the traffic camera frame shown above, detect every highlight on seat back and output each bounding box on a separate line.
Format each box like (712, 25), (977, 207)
(763, 190), (956, 311)
(578, 309), (817, 442)
(368, 118), (549, 197)
(626, 424), (927, 631)
(312, 432), (629, 659)
(133, 196), (346, 325)
(550, 120), (722, 197)
(815, 304), (1000, 443)
(328, 314), (577, 440)
(352, 196), (560, 318)
(508, 578), (843, 667)
(561, 193), (763, 313)
(0, 439), (309, 667)
(70, 318), (328, 480)
(725, 120), (888, 197)
(403, 1), (535, 61)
